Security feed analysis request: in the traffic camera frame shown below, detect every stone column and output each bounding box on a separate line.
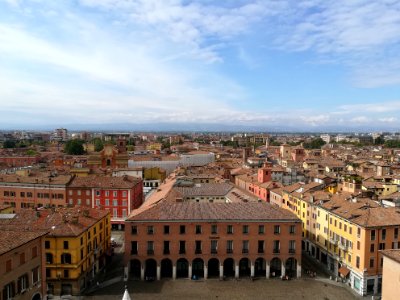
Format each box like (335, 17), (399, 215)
(219, 264), (224, 280)
(140, 266), (145, 281)
(296, 262), (302, 278)
(204, 264), (208, 280)
(157, 265), (161, 280)
(189, 264), (193, 279)
(266, 261), (270, 279)
(281, 261), (286, 277)
(172, 265), (177, 280)
(235, 262), (239, 279)
(250, 262), (255, 277)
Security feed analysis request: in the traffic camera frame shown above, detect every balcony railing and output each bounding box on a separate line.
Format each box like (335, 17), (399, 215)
(273, 249), (280, 254)
(147, 249), (154, 255)
(211, 249), (217, 254)
(289, 248), (296, 254)
(226, 249), (233, 254)
(242, 249), (249, 254)
(338, 243), (348, 251)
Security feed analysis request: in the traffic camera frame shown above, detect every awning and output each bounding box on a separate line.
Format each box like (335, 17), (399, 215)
(338, 266), (350, 277)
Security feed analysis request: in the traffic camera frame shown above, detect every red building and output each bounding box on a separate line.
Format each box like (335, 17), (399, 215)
(124, 202), (302, 281)
(0, 155), (40, 168)
(67, 176), (143, 229)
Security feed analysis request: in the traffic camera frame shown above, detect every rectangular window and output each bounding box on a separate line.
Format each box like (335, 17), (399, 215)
(105, 191), (109, 197)
(32, 267), (39, 284)
(195, 240), (202, 254)
(180, 225), (186, 234)
(113, 208), (118, 218)
(273, 240), (280, 253)
(242, 225), (249, 234)
(64, 270), (69, 278)
(211, 224), (217, 234)
(63, 241), (69, 249)
(371, 230), (376, 241)
(122, 209), (127, 218)
(227, 225), (233, 234)
(349, 227), (352, 234)
(45, 241), (50, 249)
(96, 199), (100, 206)
(147, 241), (154, 254)
(289, 240), (296, 253)
(113, 199), (118, 206)
(195, 225), (202, 234)
(226, 240), (233, 253)
(382, 229), (386, 240)
(356, 256), (360, 268)
(113, 191), (118, 197)
(96, 190), (100, 196)
(6, 259), (12, 272)
(164, 225), (170, 234)
(258, 225), (265, 234)
(32, 246), (38, 258)
(395, 228), (399, 239)
(179, 241), (186, 254)
(369, 258), (374, 268)
(379, 243), (385, 250)
(20, 252), (25, 265)
(357, 241), (360, 250)
(147, 226), (154, 235)
(205, 237), (216, 253)
(258, 240), (264, 253)
(164, 241), (170, 254)
(105, 199), (110, 206)
(370, 244), (375, 253)
(122, 200), (127, 206)
(123, 191), (127, 197)
(274, 225), (280, 234)
(289, 225), (295, 234)
(242, 240), (249, 253)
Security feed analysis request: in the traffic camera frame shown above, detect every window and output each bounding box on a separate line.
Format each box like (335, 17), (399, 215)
(179, 241), (186, 254)
(3, 282), (15, 300)
(349, 227), (352, 234)
(61, 253), (72, 264)
(32, 267), (39, 284)
(180, 225), (186, 234)
(242, 240), (249, 253)
(131, 226), (138, 235)
(113, 200), (118, 206)
(273, 240), (280, 253)
(226, 240), (233, 253)
(258, 225), (265, 234)
(46, 268), (51, 278)
(195, 240), (202, 254)
(64, 270), (69, 278)
(122, 200), (127, 206)
(147, 241), (154, 255)
(242, 225), (249, 234)
(113, 208), (118, 218)
(86, 190), (90, 196)
(77, 190), (81, 196)
(211, 240), (218, 253)
(357, 241), (360, 250)
(130, 241), (138, 254)
(123, 191), (127, 197)
(63, 241), (69, 249)
(20, 192), (25, 197)
(46, 253), (53, 264)
(105, 199), (110, 206)
(195, 225), (202, 234)
(258, 240), (264, 253)
(274, 225), (280, 234)
(45, 241), (50, 249)
(370, 244), (375, 253)
(32, 246), (38, 258)
(164, 225), (170, 234)
(382, 229), (386, 240)
(356, 256), (360, 268)
(211, 224), (217, 234)
(96, 199), (100, 206)
(163, 241), (169, 254)
(227, 225), (233, 234)
(122, 209), (127, 218)
(113, 191), (118, 197)
(6, 259), (12, 272)
(289, 225), (295, 234)
(96, 190), (100, 196)
(369, 258), (374, 268)
(371, 230), (376, 241)
(379, 243), (385, 250)
(17, 274), (28, 293)
(289, 240), (296, 253)
(105, 191), (109, 197)
(147, 226), (154, 235)
(395, 228), (399, 239)
(20, 252), (25, 265)
(344, 224), (347, 232)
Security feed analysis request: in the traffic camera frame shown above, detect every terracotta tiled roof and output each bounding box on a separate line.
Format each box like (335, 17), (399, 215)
(69, 175), (141, 189)
(127, 202), (301, 222)
(381, 249), (400, 264)
(0, 174), (72, 185)
(0, 228), (48, 255)
(173, 183), (233, 197)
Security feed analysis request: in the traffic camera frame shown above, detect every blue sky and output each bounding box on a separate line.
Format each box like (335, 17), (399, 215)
(1, 0), (400, 131)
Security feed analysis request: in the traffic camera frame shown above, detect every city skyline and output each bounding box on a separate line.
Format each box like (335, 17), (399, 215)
(1, 0), (400, 130)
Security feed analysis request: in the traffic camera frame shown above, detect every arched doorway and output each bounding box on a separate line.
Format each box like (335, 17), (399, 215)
(223, 258), (235, 277)
(161, 258), (173, 278)
(192, 258), (204, 278)
(285, 258), (297, 278)
(32, 293), (42, 300)
(145, 259), (157, 280)
(177, 258), (189, 278)
(270, 257), (282, 277)
(255, 257), (266, 277)
(239, 258), (250, 277)
(130, 259), (141, 279)
(208, 258), (220, 278)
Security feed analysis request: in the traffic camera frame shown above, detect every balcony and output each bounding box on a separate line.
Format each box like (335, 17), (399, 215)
(242, 249), (249, 254)
(195, 249), (202, 254)
(226, 249), (233, 254)
(338, 243), (348, 251)
(147, 249), (154, 255)
(329, 238), (338, 245)
(273, 249), (280, 254)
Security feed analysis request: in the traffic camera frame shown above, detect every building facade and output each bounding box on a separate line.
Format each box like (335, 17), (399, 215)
(124, 202), (302, 281)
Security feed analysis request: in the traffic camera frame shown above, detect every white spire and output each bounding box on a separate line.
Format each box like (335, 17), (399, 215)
(122, 287), (131, 300)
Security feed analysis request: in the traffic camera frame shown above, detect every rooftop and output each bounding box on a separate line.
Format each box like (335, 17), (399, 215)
(0, 228), (48, 256)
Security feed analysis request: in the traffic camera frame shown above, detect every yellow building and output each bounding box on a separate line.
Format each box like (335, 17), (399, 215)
(146, 143), (162, 151)
(0, 204), (14, 214)
(6, 207), (111, 297)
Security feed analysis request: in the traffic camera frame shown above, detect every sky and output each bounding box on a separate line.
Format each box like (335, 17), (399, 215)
(1, 0), (400, 131)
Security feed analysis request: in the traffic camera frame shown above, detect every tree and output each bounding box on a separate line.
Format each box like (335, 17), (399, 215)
(92, 138), (104, 152)
(303, 138), (326, 149)
(374, 136), (385, 145)
(3, 140), (16, 148)
(64, 139), (85, 155)
(385, 140), (400, 148)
